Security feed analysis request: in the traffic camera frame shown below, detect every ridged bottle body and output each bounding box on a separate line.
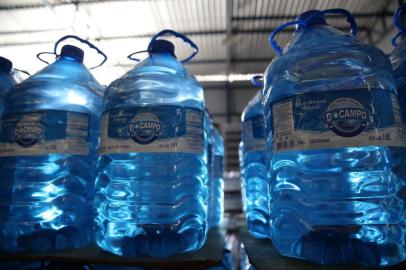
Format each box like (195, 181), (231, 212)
(0, 57), (103, 252)
(264, 25), (405, 266)
(208, 128), (224, 227)
(241, 92), (269, 239)
(95, 52), (208, 257)
(0, 71), (16, 116)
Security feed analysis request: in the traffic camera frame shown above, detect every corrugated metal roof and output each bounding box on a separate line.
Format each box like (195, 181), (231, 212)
(0, 0), (399, 85)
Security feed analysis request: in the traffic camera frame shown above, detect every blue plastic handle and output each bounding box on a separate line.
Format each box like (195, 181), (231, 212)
(269, 8), (357, 55)
(392, 4), (406, 47)
(251, 75), (264, 88)
(128, 29), (199, 63)
(305, 9), (357, 37)
(394, 4), (406, 30)
(269, 20), (305, 55)
(392, 31), (406, 47)
(127, 50), (149, 62)
(12, 68), (30, 77)
(37, 35), (107, 69)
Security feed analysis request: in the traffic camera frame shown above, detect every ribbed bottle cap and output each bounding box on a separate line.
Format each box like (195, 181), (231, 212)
(297, 10), (327, 30)
(0, 56), (12, 72)
(60, 45), (84, 63)
(150, 40), (176, 57)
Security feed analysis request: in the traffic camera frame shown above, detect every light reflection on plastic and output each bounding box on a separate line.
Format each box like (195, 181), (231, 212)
(196, 73), (261, 82)
(37, 207), (63, 222)
(67, 90), (87, 105)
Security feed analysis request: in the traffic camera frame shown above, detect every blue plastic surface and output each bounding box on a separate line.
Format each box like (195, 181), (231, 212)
(0, 45), (104, 252)
(209, 127), (224, 228)
(95, 31), (208, 257)
(240, 92), (269, 239)
(0, 57), (16, 116)
(264, 9), (405, 266)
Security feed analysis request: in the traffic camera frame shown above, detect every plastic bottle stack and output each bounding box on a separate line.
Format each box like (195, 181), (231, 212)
(240, 91), (269, 239)
(209, 127), (224, 228)
(95, 30), (208, 257)
(263, 9), (405, 266)
(0, 37), (105, 252)
(0, 56), (16, 116)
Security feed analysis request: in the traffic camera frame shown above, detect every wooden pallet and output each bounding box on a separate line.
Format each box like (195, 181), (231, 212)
(0, 228), (226, 270)
(239, 226), (406, 270)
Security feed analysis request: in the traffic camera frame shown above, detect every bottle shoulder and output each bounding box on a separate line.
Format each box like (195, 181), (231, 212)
(103, 64), (204, 110)
(242, 93), (263, 121)
(0, 72), (16, 95)
(4, 60), (103, 114)
(265, 27), (395, 103)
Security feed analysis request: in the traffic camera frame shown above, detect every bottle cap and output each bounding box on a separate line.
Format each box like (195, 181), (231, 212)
(60, 45), (84, 62)
(150, 40), (176, 57)
(0, 56), (12, 72)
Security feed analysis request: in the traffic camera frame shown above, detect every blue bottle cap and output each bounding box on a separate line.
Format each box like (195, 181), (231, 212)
(297, 10), (327, 30)
(150, 40), (176, 57)
(0, 56), (12, 72)
(60, 45), (84, 63)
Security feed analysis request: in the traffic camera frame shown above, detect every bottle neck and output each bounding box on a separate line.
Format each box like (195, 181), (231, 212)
(58, 55), (83, 64)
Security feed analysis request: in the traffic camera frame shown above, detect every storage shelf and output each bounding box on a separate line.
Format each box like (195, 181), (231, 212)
(0, 228), (225, 270)
(238, 225), (406, 270)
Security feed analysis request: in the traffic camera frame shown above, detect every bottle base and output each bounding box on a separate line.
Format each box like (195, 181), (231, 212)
(0, 225), (92, 253)
(96, 222), (207, 257)
(271, 216), (406, 266)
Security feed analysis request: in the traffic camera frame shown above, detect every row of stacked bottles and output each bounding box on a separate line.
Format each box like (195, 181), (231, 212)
(240, 7), (406, 267)
(0, 30), (223, 258)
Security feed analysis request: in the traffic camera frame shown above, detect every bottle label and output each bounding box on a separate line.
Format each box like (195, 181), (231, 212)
(242, 115), (266, 152)
(99, 105), (204, 154)
(271, 89), (406, 152)
(0, 110), (90, 157)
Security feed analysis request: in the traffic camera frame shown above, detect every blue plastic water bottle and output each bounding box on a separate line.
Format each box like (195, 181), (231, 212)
(205, 109), (214, 227)
(265, 9), (405, 266)
(95, 30), (208, 257)
(391, 4), (406, 123)
(209, 127), (224, 227)
(241, 91), (269, 239)
(0, 57), (16, 116)
(238, 141), (246, 215)
(0, 35), (106, 252)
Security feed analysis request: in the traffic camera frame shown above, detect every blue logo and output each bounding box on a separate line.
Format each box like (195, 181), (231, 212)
(128, 113), (161, 144)
(14, 115), (43, 147)
(325, 98), (369, 137)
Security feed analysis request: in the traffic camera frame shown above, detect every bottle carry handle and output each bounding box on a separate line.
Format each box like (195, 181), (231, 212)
(392, 4), (406, 47)
(269, 8), (357, 55)
(127, 29), (199, 63)
(251, 75), (264, 88)
(36, 35), (107, 69)
(12, 68), (30, 77)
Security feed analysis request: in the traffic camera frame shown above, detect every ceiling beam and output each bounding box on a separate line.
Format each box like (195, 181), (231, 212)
(0, 25), (372, 38)
(225, 0), (233, 123)
(231, 11), (394, 21)
(0, 0), (151, 10)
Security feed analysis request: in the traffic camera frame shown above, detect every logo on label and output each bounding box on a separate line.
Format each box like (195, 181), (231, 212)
(128, 113), (161, 144)
(325, 98), (369, 137)
(14, 115), (43, 147)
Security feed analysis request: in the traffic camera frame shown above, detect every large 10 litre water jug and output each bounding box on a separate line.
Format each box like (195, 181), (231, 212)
(264, 9), (405, 266)
(0, 57), (16, 116)
(0, 36), (105, 252)
(391, 4), (406, 124)
(95, 30), (208, 257)
(241, 91), (269, 239)
(209, 127), (224, 227)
